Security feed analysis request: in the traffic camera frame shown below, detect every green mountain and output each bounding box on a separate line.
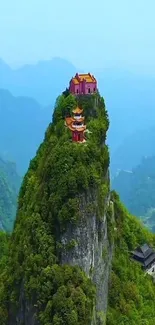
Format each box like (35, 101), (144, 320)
(112, 156), (155, 232)
(0, 92), (155, 325)
(0, 157), (21, 232)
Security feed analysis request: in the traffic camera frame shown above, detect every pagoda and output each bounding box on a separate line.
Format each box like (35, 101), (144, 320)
(65, 107), (86, 142)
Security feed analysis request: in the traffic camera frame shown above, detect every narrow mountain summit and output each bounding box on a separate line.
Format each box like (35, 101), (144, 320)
(0, 74), (155, 325)
(0, 76), (112, 325)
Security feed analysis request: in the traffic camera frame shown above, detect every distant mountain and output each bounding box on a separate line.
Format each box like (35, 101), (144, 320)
(112, 155), (155, 232)
(0, 157), (21, 232)
(0, 89), (52, 174)
(98, 72), (155, 154)
(111, 126), (155, 176)
(0, 57), (77, 106)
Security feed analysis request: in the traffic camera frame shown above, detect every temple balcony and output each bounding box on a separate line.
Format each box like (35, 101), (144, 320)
(72, 124), (84, 128)
(74, 115), (82, 119)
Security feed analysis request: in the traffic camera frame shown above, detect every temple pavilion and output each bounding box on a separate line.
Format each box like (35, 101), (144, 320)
(131, 243), (155, 275)
(65, 107), (86, 142)
(69, 73), (97, 95)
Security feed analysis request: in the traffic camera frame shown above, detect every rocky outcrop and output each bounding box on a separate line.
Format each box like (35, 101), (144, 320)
(60, 191), (114, 325)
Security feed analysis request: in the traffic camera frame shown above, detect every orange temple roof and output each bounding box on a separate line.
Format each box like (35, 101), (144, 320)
(72, 73), (96, 84)
(72, 107), (83, 114)
(65, 117), (74, 126)
(72, 78), (79, 85)
(65, 116), (86, 132)
(67, 116), (85, 122)
(78, 73), (96, 83)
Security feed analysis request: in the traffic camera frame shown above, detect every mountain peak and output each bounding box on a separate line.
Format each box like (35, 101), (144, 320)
(0, 58), (11, 71)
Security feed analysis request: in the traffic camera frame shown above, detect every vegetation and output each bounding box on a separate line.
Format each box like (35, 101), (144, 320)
(0, 92), (109, 324)
(112, 155), (155, 232)
(107, 191), (155, 325)
(0, 157), (21, 232)
(0, 231), (9, 265)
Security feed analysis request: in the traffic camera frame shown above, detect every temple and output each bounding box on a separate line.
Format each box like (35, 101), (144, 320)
(65, 107), (86, 142)
(131, 243), (155, 275)
(69, 73), (97, 95)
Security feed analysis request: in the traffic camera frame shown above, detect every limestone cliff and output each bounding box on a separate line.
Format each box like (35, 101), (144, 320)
(0, 92), (113, 325)
(60, 191), (113, 325)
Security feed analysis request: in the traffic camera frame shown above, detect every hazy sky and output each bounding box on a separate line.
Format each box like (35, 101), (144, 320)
(1, 0), (155, 72)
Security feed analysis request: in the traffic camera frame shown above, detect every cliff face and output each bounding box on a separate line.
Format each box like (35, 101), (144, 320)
(60, 191), (113, 324)
(0, 92), (113, 325)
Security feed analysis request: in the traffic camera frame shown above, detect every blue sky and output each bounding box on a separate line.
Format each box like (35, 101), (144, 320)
(1, 0), (155, 72)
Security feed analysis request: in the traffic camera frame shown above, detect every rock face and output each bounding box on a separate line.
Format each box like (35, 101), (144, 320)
(60, 191), (113, 325)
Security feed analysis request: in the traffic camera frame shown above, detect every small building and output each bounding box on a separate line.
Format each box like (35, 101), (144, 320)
(65, 107), (86, 142)
(69, 73), (97, 95)
(131, 243), (155, 275)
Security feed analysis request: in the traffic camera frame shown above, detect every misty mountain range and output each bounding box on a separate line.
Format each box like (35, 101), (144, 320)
(0, 57), (76, 106)
(111, 126), (155, 175)
(0, 89), (52, 174)
(112, 155), (155, 232)
(1, 57), (155, 175)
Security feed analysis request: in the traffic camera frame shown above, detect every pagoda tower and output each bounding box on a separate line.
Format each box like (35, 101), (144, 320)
(65, 107), (86, 142)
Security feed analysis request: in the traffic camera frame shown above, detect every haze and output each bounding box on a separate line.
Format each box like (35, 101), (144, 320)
(1, 0), (155, 73)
